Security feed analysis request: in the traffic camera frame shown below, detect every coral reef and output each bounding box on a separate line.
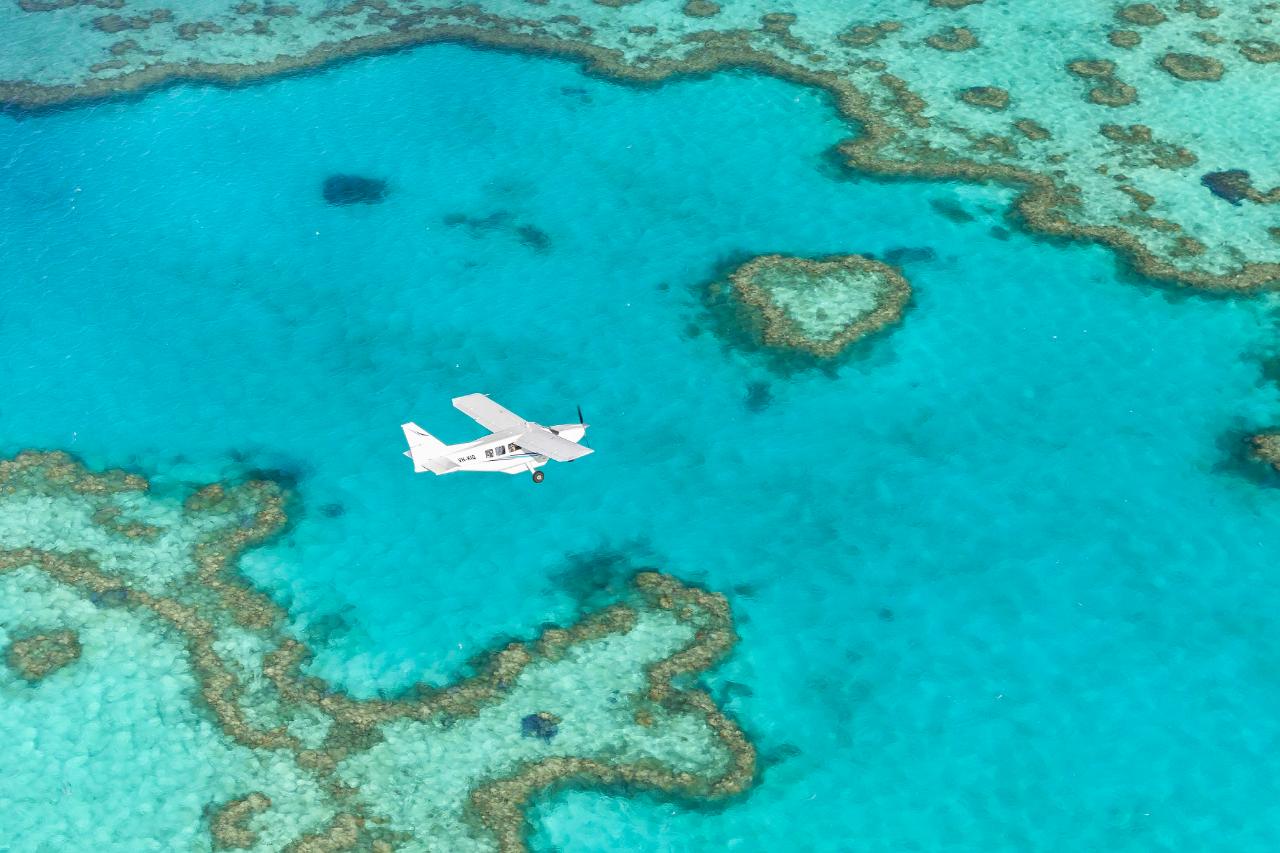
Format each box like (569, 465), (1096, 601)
(0, 451), (754, 851)
(1, 0), (1278, 290)
(926, 26), (978, 51)
(1158, 51), (1224, 80)
(726, 253), (911, 357)
(1251, 433), (1280, 471)
(958, 85), (1009, 110)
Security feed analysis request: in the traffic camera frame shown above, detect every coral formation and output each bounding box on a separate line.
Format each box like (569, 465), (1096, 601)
(4, 629), (82, 681)
(1109, 30), (1142, 48)
(958, 85), (1009, 110)
(925, 26), (978, 51)
(0, 3), (1277, 295)
(1117, 3), (1167, 26)
(682, 0), (719, 18)
(1251, 433), (1280, 471)
(1159, 52), (1225, 80)
(726, 254), (911, 357)
(0, 451), (754, 851)
(1201, 170), (1280, 205)
(1066, 58), (1139, 106)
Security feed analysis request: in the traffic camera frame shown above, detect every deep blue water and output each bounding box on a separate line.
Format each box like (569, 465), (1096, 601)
(4, 43), (1280, 851)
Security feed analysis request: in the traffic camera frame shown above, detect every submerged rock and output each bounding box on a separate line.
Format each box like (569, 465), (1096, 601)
(322, 174), (387, 206)
(521, 711), (561, 742)
(1201, 170), (1252, 205)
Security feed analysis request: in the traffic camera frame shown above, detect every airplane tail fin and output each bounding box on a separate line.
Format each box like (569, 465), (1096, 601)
(401, 422), (451, 473)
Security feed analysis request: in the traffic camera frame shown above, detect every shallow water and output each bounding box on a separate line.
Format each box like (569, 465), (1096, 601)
(4, 43), (1280, 851)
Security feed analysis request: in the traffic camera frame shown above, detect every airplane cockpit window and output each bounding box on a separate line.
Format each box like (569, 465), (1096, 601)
(509, 443), (519, 453)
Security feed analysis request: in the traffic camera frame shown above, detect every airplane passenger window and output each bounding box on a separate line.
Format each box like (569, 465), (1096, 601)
(496, 445), (506, 456)
(485, 449), (494, 459)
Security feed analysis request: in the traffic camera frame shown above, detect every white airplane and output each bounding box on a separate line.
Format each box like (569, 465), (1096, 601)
(401, 393), (591, 483)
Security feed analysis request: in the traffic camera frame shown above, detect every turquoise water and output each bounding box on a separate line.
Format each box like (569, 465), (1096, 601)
(4, 42), (1280, 850)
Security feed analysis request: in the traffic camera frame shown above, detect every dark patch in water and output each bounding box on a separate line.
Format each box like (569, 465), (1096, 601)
(1212, 423), (1279, 486)
(758, 743), (803, 772)
(656, 281), (670, 292)
(516, 224), (552, 252)
(882, 246), (937, 265)
(551, 543), (657, 607)
(443, 210), (552, 253)
(878, 607), (894, 622)
(90, 587), (130, 608)
(319, 502), (345, 518)
(322, 174), (387, 206)
(1200, 169), (1251, 206)
(731, 583), (758, 598)
(305, 611), (353, 645)
(744, 381), (773, 413)
(929, 198), (975, 223)
(989, 225), (1012, 240)
(559, 85), (593, 104)
(443, 210), (513, 232)
(243, 466), (305, 490)
(521, 712), (559, 742)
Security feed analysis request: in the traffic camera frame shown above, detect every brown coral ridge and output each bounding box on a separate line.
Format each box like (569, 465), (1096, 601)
(1251, 433), (1280, 471)
(0, 450), (754, 853)
(0, 21), (1277, 291)
(5, 629), (82, 681)
(727, 253), (912, 357)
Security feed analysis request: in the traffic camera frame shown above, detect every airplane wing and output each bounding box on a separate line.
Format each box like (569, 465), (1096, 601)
(452, 393), (525, 432)
(516, 428), (594, 462)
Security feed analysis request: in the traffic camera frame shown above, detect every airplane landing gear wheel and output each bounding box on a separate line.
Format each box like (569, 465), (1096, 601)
(532, 470), (545, 484)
